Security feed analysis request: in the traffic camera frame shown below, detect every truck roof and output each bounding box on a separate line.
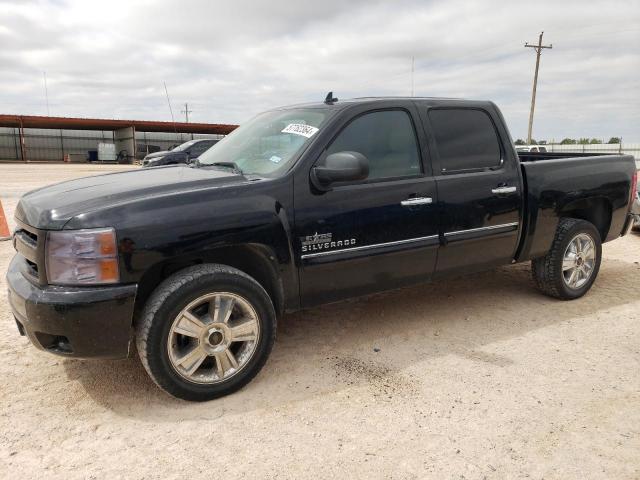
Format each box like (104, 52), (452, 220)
(273, 96), (495, 111)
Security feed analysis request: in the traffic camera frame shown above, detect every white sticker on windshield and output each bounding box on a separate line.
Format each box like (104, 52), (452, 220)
(281, 123), (319, 138)
(269, 155), (282, 163)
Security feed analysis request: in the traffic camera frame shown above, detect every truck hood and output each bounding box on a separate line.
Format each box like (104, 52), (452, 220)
(15, 165), (247, 230)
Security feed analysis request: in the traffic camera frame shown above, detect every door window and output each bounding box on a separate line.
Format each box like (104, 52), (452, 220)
(429, 109), (501, 172)
(326, 110), (421, 181)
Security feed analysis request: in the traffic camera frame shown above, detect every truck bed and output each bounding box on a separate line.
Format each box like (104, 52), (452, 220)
(517, 151), (610, 162)
(516, 152), (636, 262)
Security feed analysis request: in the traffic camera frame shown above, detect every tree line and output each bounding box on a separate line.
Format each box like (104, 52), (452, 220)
(514, 137), (621, 145)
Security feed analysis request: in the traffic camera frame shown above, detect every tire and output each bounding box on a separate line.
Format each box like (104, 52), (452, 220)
(136, 264), (276, 401)
(531, 218), (602, 300)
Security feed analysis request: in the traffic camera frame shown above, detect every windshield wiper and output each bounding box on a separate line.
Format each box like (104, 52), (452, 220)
(208, 161), (244, 175)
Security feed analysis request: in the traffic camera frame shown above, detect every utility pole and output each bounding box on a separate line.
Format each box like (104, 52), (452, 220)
(181, 103), (193, 139)
(525, 32), (552, 144)
(181, 102), (192, 123)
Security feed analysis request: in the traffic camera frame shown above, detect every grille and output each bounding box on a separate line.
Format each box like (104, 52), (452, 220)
(13, 222), (44, 283)
(25, 258), (39, 277)
(18, 229), (38, 244)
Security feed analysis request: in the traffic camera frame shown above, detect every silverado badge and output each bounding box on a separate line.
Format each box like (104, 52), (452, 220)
(301, 232), (357, 253)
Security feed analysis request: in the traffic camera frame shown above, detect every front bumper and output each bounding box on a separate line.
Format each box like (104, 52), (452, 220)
(6, 254), (137, 359)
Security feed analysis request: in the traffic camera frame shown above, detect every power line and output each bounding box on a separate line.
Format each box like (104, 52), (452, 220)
(525, 31), (552, 144)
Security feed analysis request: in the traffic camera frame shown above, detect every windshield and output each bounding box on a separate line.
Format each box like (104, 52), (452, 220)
(198, 108), (328, 176)
(172, 140), (198, 152)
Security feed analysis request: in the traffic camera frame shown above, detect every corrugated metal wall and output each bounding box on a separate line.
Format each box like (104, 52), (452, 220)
(0, 128), (223, 161)
(0, 127), (22, 161)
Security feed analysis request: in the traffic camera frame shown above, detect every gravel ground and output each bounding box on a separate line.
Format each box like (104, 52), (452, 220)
(1, 164), (639, 480)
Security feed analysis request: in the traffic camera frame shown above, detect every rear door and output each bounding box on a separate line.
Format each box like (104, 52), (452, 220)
(294, 104), (439, 307)
(420, 105), (523, 276)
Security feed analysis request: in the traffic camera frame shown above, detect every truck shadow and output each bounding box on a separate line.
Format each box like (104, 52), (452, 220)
(62, 258), (639, 421)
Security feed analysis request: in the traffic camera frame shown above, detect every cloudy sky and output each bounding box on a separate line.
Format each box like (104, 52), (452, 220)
(1, 0), (639, 141)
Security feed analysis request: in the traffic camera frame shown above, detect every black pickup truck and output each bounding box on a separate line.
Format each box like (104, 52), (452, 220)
(6, 96), (637, 401)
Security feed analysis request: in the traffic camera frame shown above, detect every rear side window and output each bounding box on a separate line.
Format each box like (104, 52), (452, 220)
(327, 110), (421, 180)
(429, 109), (501, 172)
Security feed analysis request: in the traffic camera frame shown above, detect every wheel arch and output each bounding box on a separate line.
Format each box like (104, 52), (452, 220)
(133, 243), (286, 321)
(559, 196), (612, 242)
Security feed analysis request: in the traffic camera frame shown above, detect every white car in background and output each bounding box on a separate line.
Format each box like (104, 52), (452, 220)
(516, 145), (548, 153)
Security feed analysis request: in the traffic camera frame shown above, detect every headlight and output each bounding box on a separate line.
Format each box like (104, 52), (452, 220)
(46, 228), (119, 285)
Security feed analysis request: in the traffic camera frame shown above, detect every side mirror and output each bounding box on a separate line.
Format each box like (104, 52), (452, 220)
(311, 151), (369, 190)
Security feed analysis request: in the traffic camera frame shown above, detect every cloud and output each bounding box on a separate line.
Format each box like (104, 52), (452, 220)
(0, 0), (638, 141)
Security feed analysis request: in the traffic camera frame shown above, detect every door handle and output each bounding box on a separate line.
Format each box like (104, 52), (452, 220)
(401, 197), (433, 207)
(491, 186), (517, 195)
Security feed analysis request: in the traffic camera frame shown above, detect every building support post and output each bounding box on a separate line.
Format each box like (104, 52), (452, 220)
(18, 117), (27, 162)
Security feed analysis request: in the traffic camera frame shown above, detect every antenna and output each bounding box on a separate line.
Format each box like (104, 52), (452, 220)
(43, 71), (50, 116)
(324, 91), (338, 104)
(163, 81), (179, 141)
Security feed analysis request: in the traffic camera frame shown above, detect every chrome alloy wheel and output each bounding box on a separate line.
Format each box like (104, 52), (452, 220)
(167, 292), (260, 384)
(562, 233), (596, 290)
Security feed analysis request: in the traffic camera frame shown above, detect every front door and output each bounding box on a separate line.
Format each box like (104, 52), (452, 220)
(294, 107), (439, 307)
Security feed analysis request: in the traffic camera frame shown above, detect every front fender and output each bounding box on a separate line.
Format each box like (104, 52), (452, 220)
(65, 177), (298, 310)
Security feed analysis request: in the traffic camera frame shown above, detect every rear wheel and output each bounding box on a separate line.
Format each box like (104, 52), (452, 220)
(136, 264), (276, 401)
(531, 218), (602, 300)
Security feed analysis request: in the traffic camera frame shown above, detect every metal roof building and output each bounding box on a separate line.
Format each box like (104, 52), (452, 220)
(0, 114), (237, 162)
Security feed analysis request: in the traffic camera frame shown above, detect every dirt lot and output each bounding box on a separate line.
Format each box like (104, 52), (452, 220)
(0, 164), (639, 479)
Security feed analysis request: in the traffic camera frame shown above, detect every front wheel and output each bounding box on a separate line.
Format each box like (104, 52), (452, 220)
(531, 218), (602, 300)
(136, 264), (276, 401)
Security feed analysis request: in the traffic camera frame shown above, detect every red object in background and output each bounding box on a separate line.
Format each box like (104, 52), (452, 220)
(0, 199), (11, 241)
